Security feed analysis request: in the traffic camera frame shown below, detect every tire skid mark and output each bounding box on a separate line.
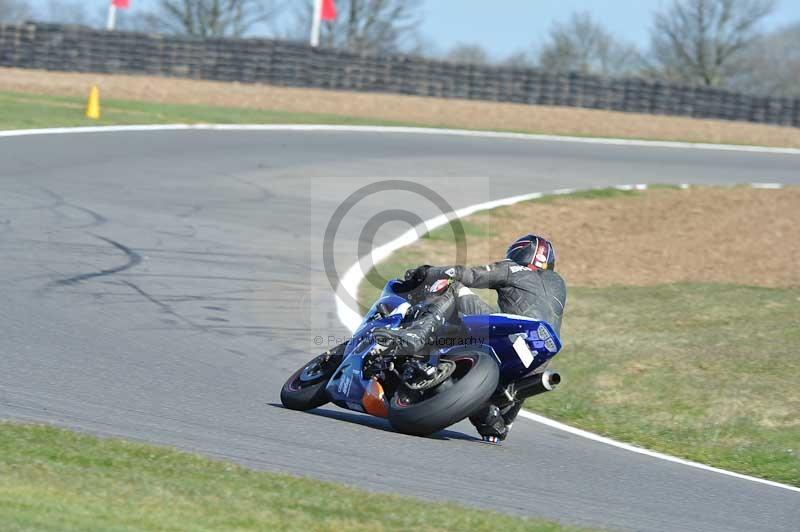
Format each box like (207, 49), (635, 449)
(53, 235), (142, 286)
(38, 186), (108, 228)
(118, 279), (211, 333)
(153, 225), (198, 239)
(119, 280), (244, 338)
(230, 175), (274, 204)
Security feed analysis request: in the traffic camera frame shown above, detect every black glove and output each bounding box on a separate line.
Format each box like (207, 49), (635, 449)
(394, 265), (431, 297)
(404, 265), (432, 285)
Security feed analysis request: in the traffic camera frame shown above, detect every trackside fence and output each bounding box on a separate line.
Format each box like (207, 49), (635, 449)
(1, 22), (799, 128)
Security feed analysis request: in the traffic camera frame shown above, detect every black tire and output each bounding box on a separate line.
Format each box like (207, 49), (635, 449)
(280, 353), (342, 411)
(388, 350), (499, 437)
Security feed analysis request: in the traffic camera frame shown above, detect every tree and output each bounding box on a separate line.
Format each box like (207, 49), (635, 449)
(446, 43), (490, 65)
(0, 0), (29, 22)
(115, 10), (165, 33)
(537, 11), (640, 77)
(157, 0), (283, 37)
(729, 22), (800, 97)
(289, 0), (423, 54)
(501, 50), (533, 69)
(647, 0), (776, 86)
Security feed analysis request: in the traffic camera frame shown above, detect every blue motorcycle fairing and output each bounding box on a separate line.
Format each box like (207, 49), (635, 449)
(461, 314), (561, 383)
(325, 280), (563, 412)
(355, 280), (411, 337)
(326, 312), (403, 411)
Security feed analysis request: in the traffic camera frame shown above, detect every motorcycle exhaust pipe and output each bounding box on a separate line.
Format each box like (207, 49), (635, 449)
(514, 369), (561, 400)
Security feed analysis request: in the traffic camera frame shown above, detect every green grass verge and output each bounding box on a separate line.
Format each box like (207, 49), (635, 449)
(423, 219), (497, 241)
(0, 423), (587, 532)
(519, 185), (684, 205)
(363, 277), (800, 487)
(0, 91), (789, 150)
(0, 91), (406, 130)
(359, 190), (800, 487)
(526, 187), (641, 203)
(531, 283), (800, 486)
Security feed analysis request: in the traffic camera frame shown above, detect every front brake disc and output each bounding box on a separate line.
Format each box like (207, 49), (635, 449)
(404, 360), (456, 391)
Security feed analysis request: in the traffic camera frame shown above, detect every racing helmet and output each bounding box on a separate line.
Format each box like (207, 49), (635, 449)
(506, 234), (556, 271)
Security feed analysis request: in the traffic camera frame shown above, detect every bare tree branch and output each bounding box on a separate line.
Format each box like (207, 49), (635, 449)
(446, 43), (490, 65)
(536, 11), (642, 77)
(156, 0), (284, 38)
(647, 0), (775, 86)
(501, 50), (533, 68)
(288, 0), (423, 54)
(728, 21), (800, 96)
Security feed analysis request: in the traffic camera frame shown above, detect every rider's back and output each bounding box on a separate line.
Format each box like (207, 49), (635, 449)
(492, 262), (566, 335)
(433, 259), (566, 335)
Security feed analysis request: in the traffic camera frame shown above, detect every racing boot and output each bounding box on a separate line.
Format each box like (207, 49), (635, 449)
(495, 400), (524, 442)
(470, 401), (524, 444)
(372, 308), (445, 355)
(469, 404), (509, 443)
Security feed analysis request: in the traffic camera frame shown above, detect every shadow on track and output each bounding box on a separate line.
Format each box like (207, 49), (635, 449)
(267, 403), (480, 442)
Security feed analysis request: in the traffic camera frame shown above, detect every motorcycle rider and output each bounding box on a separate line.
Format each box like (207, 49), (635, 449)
(373, 234), (566, 443)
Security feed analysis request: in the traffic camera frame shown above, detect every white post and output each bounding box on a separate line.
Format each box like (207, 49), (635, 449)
(106, 3), (117, 31)
(310, 0), (322, 47)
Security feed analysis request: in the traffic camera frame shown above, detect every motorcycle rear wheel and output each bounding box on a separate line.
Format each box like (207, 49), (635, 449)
(388, 350), (499, 437)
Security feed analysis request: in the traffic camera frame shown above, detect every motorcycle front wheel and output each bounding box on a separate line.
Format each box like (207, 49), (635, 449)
(280, 348), (343, 411)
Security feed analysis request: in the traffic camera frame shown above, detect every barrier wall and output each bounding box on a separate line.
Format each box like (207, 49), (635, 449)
(2, 22), (798, 127)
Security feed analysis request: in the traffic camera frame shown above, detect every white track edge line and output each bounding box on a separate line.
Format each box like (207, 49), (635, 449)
(3, 123), (797, 492)
(337, 181), (800, 495)
(2, 123), (800, 155)
(517, 409), (800, 493)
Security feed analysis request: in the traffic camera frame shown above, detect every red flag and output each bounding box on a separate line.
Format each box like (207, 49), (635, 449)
(112, 0), (130, 8)
(321, 0), (337, 21)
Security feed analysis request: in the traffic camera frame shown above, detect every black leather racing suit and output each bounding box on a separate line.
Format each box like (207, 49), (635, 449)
(428, 260), (566, 334)
(423, 260), (567, 440)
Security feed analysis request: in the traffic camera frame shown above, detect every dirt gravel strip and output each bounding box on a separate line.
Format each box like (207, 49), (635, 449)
(407, 184), (800, 288)
(3, 66), (800, 148)
(342, 183), (800, 330)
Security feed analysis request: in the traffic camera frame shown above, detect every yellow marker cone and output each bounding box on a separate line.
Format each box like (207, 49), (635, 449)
(86, 86), (101, 120)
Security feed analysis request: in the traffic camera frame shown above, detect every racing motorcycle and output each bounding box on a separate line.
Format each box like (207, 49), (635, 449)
(280, 279), (562, 437)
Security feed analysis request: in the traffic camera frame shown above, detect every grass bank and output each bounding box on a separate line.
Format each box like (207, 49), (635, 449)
(0, 423), (585, 532)
(531, 282), (799, 486)
(0, 91), (403, 130)
(3, 66), (800, 148)
(360, 187), (800, 486)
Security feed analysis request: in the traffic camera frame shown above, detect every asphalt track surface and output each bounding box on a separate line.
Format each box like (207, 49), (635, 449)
(1, 128), (799, 531)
